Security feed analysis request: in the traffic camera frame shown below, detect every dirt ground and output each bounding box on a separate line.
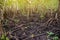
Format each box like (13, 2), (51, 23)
(2, 11), (60, 40)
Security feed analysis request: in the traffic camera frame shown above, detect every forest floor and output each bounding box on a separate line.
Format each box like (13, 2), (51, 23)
(2, 12), (60, 40)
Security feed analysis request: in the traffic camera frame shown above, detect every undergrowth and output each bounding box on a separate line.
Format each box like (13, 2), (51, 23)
(47, 32), (59, 40)
(0, 0), (60, 40)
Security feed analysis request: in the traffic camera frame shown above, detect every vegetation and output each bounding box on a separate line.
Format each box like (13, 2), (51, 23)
(0, 34), (9, 40)
(47, 32), (59, 40)
(0, 0), (60, 40)
(0, 0), (59, 17)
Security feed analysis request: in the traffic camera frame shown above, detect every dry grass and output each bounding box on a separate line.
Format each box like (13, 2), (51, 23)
(3, 0), (59, 18)
(0, 0), (60, 37)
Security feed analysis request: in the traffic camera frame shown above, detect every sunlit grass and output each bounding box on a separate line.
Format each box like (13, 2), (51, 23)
(0, 0), (59, 18)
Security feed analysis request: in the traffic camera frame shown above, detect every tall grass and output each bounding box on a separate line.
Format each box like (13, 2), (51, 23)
(0, 0), (59, 20)
(3, 0), (59, 18)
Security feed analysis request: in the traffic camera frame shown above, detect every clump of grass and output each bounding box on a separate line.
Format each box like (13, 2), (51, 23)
(0, 34), (9, 40)
(2, 0), (59, 19)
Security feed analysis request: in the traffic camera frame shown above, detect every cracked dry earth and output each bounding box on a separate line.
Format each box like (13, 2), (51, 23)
(3, 14), (60, 40)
